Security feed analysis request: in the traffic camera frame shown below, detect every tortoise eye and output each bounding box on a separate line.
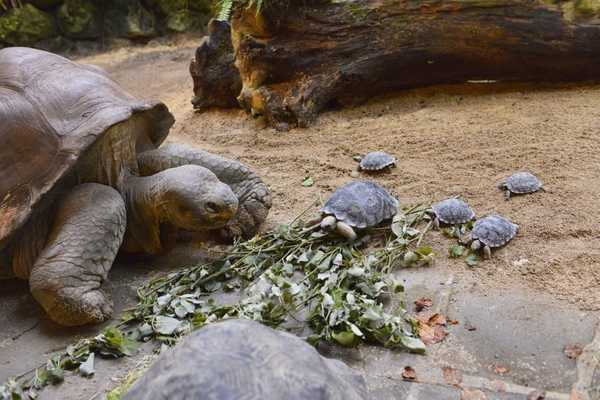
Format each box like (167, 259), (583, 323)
(206, 202), (219, 213)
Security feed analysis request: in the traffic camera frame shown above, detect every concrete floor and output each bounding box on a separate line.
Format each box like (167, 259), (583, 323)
(1, 249), (597, 400)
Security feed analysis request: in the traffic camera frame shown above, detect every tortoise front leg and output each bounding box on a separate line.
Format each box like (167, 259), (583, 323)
(138, 144), (271, 240)
(29, 184), (126, 326)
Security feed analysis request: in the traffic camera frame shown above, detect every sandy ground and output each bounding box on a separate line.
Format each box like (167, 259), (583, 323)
(1, 36), (599, 398)
(81, 37), (600, 311)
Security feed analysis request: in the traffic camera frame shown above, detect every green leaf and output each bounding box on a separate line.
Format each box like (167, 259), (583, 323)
(154, 316), (182, 336)
(391, 221), (403, 238)
(302, 177), (314, 187)
(449, 245), (465, 258)
(400, 336), (427, 354)
(347, 322), (364, 337)
(98, 327), (139, 357)
(465, 254), (479, 267)
(45, 366), (64, 385)
(416, 246), (433, 256)
(78, 353), (95, 378)
(332, 330), (357, 347)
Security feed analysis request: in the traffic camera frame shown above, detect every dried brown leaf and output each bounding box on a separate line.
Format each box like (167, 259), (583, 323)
(415, 297), (433, 312)
(402, 366), (417, 381)
(493, 365), (510, 375)
(564, 344), (583, 360)
(428, 313), (447, 326)
(418, 322), (435, 345)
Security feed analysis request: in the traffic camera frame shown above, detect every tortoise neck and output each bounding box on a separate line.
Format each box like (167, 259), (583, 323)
(121, 174), (166, 255)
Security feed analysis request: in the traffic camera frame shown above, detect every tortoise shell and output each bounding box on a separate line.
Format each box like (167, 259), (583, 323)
(472, 214), (518, 248)
(0, 47), (174, 249)
(359, 151), (396, 171)
(502, 172), (543, 194)
(431, 198), (475, 225)
(321, 181), (398, 229)
(123, 319), (368, 400)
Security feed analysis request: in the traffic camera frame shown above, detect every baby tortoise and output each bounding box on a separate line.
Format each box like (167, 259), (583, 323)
(430, 198), (475, 229)
(498, 172), (544, 199)
(355, 151), (396, 172)
(317, 181), (398, 241)
(465, 214), (518, 259)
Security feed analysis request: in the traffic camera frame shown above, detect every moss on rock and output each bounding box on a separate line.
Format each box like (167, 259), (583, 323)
(0, 3), (56, 46)
(148, 0), (212, 32)
(105, 0), (157, 39)
(29, 0), (64, 10)
(57, 0), (100, 39)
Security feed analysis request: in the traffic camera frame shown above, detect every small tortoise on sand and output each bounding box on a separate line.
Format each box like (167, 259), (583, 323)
(0, 48), (271, 326)
(498, 172), (544, 199)
(123, 319), (368, 400)
(356, 151), (396, 172)
(430, 198), (475, 228)
(317, 181), (398, 241)
(465, 214), (518, 259)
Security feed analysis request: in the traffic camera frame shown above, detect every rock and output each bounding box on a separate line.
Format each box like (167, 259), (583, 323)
(57, 0), (100, 39)
(29, 0), (63, 10)
(148, 0), (212, 32)
(104, 0), (157, 39)
(0, 4), (56, 46)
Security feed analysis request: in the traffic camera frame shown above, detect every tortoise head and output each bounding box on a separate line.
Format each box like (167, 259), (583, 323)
(158, 165), (238, 231)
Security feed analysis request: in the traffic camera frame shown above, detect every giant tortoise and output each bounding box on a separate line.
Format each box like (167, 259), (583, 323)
(123, 319), (368, 400)
(0, 47), (271, 326)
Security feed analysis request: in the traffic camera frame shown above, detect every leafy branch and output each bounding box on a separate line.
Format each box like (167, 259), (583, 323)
(1, 203), (434, 400)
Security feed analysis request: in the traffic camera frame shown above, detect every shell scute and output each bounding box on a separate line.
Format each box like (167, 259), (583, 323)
(321, 181), (398, 228)
(502, 172), (542, 194)
(431, 198), (475, 225)
(472, 214), (518, 248)
(359, 151), (396, 171)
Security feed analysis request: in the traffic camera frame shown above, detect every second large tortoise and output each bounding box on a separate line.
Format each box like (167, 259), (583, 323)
(0, 48), (271, 326)
(123, 319), (368, 400)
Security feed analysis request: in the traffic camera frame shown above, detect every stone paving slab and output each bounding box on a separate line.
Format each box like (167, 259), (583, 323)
(0, 253), (598, 399)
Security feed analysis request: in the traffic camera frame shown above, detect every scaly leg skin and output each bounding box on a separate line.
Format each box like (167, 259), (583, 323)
(138, 144), (271, 240)
(335, 221), (357, 242)
(29, 184), (126, 326)
(483, 246), (492, 259)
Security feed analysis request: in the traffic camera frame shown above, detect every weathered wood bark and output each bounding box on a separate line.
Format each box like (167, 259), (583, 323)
(190, 19), (241, 110)
(226, 0), (600, 130)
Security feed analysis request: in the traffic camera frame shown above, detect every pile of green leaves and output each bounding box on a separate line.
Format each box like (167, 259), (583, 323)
(0, 203), (434, 400)
(0, 327), (138, 400)
(442, 222), (481, 267)
(131, 203), (433, 351)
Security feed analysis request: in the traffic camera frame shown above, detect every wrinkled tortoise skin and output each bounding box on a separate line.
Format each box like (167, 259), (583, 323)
(123, 319), (368, 400)
(472, 214), (518, 248)
(321, 181), (398, 229)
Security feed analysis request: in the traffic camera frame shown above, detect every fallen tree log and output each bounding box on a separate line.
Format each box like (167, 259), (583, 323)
(218, 0), (600, 130)
(190, 19), (241, 110)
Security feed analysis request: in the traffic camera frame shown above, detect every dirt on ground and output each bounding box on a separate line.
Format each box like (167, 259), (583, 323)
(79, 37), (600, 312)
(1, 34), (599, 400)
